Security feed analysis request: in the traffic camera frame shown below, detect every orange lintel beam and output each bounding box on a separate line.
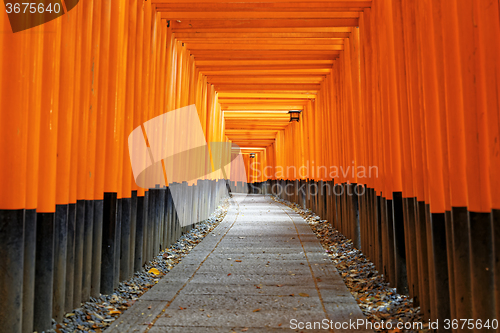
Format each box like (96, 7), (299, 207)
(151, 0), (370, 6)
(171, 27), (352, 33)
(219, 98), (309, 104)
(215, 84), (320, 90)
(208, 77), (324, 84)
(191, 54), (339, 59)
(189, 50), (341, 55)
(222, 106), (306, 111)
(169, 19), (359, 30)
(154, 2), (369, 11)
(185, 44), (343, 51)
(195, 60), (334, 66)
(173, 32), (351, 38)
(178, 38), (345, 45)
(161, 12), (359, 19)
(219, 92), (317, 98)
(201, 69), (332, 75)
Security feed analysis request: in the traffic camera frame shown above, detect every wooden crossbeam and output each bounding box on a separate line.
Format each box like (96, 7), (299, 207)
(177, 38), (345, 45)
(154, 2), (369, 11)
(173, 31), (351, 38)
(161, 12), (359, 19)
(169, 19), (359, 30)
(151, 0), (370, 6)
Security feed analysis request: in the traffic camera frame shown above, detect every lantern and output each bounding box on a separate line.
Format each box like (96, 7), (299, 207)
(289, 110), (302, 122)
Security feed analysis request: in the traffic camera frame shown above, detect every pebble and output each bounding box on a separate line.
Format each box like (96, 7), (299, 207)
(272, 196), (425, 333)
(48, 197), (231, 333)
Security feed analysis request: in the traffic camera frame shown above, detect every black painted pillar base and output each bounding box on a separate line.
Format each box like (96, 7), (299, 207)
(404, 198), (419, 306)
(0, 209), (24, 333)
(52, 204), (68, 321)
(392, 192), (408, 295)
(64, 203), (76, 313)
(91, 199), (103, 298)
(428, 212), (451, 329)
(101, 193), (118, 295)
(129, 191), (137, 280)
(82, 200), (94, 302)
(33, 212), (55, 332)
(415, 201), (431, 320)
(113, 199), (122, 290)
(147, 190), (156, 262)
(23, 209), (36, 333)
(142, 191), (149, 267)
(120, 197), (132, 281)
(493, 209), (500, 327)
(469, 211), (496, 326)
(352, 184), (361, 250)
(376, 194), (383, 271)
(134, 195), (145, 272)
(451, 207), (473, 326)
(444, 210), (456, 322)
(73, 200), (85, 308)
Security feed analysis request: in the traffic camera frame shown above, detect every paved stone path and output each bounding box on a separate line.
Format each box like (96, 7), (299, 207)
(106, 194), (370, 333)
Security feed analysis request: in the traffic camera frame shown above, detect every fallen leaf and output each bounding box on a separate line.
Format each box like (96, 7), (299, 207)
(299, 293), (309, 297)
(109, 310), (121, 315)
(253, 308), (261, 312)
(242, 328), (249, 332)
(235, 260), (242, 262)
(148, 268), (160, 275)
(228, 273), (231, 276)
(147, 306), (152, 309)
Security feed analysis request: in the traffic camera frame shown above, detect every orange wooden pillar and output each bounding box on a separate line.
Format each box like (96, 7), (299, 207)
(84, 0), (104, 303)
(33, 15), (62, 331)
(373, 0), (397, 288)
(0, 7), (31, 332)
(390, 0), (419, 306)
(22, 22), (43, 333)
(386, 0), (410, 296)
(53, 4), (79, 321)
(101, 0), (129, 294)
(400, 0), (431, 320)
(475, 0), (500, 323)
(95, 0), (114, 295)
(471, 0), (500, 326)
(133, 0), (147, 272)
(457, 0), (497, 327)
(439, 0), (473, 326)
(120, 0), (138, 282)
(415, 0), (452, 324)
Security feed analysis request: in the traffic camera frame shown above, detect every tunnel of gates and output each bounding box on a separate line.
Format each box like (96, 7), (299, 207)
(1, 0), (500, 332)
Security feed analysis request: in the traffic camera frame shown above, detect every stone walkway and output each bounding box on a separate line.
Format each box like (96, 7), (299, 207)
(106, 194), (370, 333)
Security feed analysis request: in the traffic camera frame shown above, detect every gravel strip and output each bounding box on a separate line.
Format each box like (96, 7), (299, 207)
(271, 196), (428, 333)
(45, 197), (231, 333)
